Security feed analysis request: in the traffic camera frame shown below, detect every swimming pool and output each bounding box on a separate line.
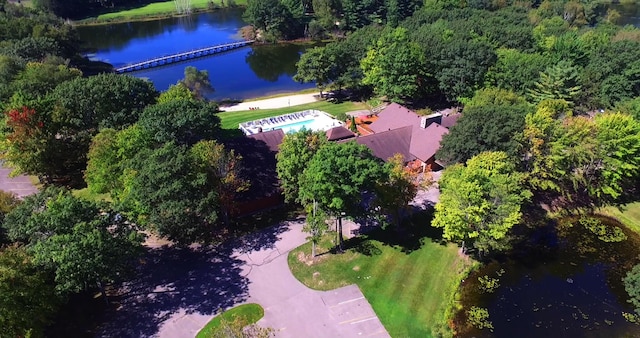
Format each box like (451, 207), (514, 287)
(239, 110), (343, 135)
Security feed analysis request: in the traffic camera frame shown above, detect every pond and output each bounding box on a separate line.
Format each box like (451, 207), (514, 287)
(456, 215), (640, 338)
(75, 9), (316, 100)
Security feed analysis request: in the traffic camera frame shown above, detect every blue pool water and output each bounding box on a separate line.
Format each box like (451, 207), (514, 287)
(266, 119), (315, 134)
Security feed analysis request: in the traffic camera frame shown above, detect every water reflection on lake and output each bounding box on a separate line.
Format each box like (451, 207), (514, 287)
(76, 9), (316, 100)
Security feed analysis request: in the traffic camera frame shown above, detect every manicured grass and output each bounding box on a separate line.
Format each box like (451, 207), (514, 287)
(196, 303), (264, 338)
(80, 0), (247, 23)
(601, 202), (640, 234)
(288, 223), (471, 337)
(218, 100), (366, 130)
(72, 188), (112, 203)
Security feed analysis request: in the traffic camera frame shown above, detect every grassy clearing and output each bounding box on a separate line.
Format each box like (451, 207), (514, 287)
(196, 303), (264, 338)
(288, 214), (472, 337)
(217, 100), (366, 130)
(79, 0), (247, 23)
(601, 202), (640, 234)
(72, 188), (112, 203)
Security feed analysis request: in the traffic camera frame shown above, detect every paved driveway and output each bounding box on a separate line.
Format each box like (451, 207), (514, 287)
(100, 220), (389, 338)
(0, 165), (38, 198)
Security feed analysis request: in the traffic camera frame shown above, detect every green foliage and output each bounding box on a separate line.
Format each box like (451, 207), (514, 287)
(478, 275), (500, 293)
(464, 87), (527, 109)
(85, 125), (153, 195)
(294, 47), (332, 96)
(578, 216), (627, 243)
(125, 142), (217, 244)
(181, 66), (214, 98)
(361, 27), (430, 102)
(138, 99), (221, 146)
(7, 61), (82, 103)
(434, 39), (497, 101)
(157, 83), (196, 104)
(244, 0), (300, 40)
(374, 153), (419, 227)
(437, 103), (531, 165)
(467, 306), (493, 330)
(299, 141), (385, 216)
(432, 151), (531, 256)
(190, 140), (250, 226)
(49, 73), (158, 130)
(2, 188), (144, 294)
(304, 201), (328, 257)
(624, 264), (640, 316)
(485, 49), (549, 95)
(527, 60), (582, 105)
(276, 128), (327, 204)
(0, 245), (60, 338)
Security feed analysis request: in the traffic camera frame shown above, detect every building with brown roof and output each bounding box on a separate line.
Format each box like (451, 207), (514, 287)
(326, 126), (356, 141)
(364, 103), (456, 171)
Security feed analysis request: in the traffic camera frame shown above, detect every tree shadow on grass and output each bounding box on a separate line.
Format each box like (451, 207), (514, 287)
(355, 208), (445, 254)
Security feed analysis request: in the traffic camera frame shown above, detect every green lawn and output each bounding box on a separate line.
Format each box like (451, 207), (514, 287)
(218, 100), (366, 130)
(196, 303), (264, 338)
(80, 0), (247, 23)
(288, 221), (471, 337)
(601, 202), (640, 234)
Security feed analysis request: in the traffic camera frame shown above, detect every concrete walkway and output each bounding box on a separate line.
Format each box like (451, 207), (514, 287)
(100, 220), (389, 338)
(220, 92), (320, 112)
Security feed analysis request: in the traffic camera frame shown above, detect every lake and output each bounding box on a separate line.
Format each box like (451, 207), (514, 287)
(76, 9), (316, 100)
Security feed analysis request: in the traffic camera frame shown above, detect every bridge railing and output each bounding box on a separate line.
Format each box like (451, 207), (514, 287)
(115, 40), (255, 73)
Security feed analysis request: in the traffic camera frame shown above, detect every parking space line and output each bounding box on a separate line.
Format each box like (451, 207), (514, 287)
(338, 296), (364, 305)
(339, 315), (373, 325)
(350, 316), (377, 325)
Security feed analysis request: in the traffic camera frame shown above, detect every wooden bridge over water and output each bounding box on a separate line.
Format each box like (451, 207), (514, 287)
(115, 40), (255, 74)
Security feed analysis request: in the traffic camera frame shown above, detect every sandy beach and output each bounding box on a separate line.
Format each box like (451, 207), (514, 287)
(220, 92), (320, 112)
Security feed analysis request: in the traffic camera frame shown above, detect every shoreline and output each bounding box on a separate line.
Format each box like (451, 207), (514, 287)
(219, 90), (321, 112)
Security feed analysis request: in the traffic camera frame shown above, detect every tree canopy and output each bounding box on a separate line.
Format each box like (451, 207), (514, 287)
(2, 188), (144, 294)
(433, 151), (531, 256)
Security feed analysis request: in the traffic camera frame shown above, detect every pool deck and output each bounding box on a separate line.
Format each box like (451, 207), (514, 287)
(240, 110), (343, 135)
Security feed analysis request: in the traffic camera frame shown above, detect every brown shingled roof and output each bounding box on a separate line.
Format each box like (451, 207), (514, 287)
(326, 126), (356, 141)
(369, 103), (421, 133)
(354, 126), (414, 162)
(247, 129), (285, 152)
(409, 123), (449, 162)
(440, 113), (461, 129)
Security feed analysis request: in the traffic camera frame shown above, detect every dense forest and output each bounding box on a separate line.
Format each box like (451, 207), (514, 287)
(1, 0), (640, 336)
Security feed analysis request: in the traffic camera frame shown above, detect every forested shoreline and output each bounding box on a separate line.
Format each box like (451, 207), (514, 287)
(1, 0), (640, 336)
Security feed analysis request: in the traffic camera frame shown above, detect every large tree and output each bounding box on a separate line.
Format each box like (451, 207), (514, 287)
(138, 99), (221, 146)
(361, 27), (430, 102)
(49, 73), (158, 131)
(244, 0), (299, 40)
(2, 188), (144, 295)
(276, 129), (327, 204)
(432, 151), (531, 257)
(299, 142), (385, 250)
(84, 125), (152, 195)
(436, 103), (532, 165)
(0, 245), (60, 338)
(374, 153), (421, 228)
